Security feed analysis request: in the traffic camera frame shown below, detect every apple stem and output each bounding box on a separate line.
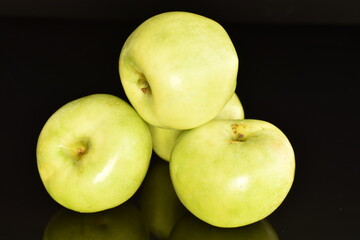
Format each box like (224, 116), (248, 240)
(137, 72), (151, 94)
(141, 87), (150, 94)
(75, 140), (89, 159)
(77, 147), (86, 156)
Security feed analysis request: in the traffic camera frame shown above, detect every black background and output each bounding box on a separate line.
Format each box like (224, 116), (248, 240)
(1, 1), (360, 239)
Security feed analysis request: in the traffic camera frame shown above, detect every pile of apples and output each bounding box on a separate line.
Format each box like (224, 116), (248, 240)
(37, 11), (295, 228)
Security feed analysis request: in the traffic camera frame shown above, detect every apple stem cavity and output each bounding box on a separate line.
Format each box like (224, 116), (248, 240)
(137, 72), (151, 94)
(59, 138), (91, 162)
(76, 146), (87, 157)
(74, 140), (90, 161)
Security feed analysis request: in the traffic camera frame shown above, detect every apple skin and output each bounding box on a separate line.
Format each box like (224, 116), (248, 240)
(149, 93), (244, 161)
(119, 11), (238, 130)
(138, 156), (188, 239)
(36, 94), (152, 213)
(170, 119), (295, 228)
(214, 92), (244, 120)
(169, 213), (279, 240)
(147, 126), (183, 162)
(43, 202), (150, 240)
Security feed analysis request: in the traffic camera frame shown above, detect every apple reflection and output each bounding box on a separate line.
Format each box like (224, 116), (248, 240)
(169, 212), (279, 240)
(138, 156), (188, 239)
(43, 202), (149, 240)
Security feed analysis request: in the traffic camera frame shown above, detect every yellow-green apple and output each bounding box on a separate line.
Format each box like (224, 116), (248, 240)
(119, 11), (238, 130)
(43, 202), (150, 240)
(147, 127), (183, 162)
(214, 93), (244, 120)
(36, 94), (152, 213)
(149, 93), (244, 161)
(170, 119), (295, 228)
(138, 156), (187, 239)
(169, 213), (279, 240)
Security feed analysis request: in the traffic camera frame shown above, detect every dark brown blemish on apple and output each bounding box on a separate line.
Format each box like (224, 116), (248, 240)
(231, 123), (245, 142)
(231, 123), (238, 134)
(237, 133), (244, 138)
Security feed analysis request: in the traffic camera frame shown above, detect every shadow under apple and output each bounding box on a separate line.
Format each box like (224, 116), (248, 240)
(43, 202), (149, 240)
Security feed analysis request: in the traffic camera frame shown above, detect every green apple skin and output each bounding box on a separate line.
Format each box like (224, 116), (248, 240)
(169, 213), (279, 240)
(214, 92), (244, 120)
(149, 93), (244, 161)
(36, 94), (152, 213)
(147, 126), (183, 162)
(119, 11), (238, 130)
(138, 156), (188, 239)
(43, 202), (150, 240)
(170, 119), (295, 228)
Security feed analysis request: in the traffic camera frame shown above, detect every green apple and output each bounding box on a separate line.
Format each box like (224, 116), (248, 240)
(147, 126), (183, 162)
(43, 202), (150, 240)
(169, 213), (279, 240)
(214, 92), (244, 120)
(149, 93), (244, 161)
(138, 156), (188, 239)
(119, 11), (238, 130)
(170, 119), (295, 228)
(36, 94), (152, 213)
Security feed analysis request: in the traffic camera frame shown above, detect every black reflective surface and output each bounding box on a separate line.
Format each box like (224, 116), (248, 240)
(2, 17), (360, 239)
